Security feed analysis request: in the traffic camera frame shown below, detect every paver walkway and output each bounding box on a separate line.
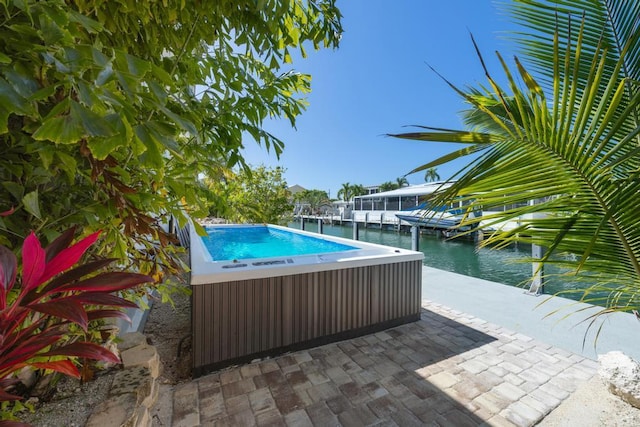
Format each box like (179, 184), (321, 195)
(168, 300), (597, 426)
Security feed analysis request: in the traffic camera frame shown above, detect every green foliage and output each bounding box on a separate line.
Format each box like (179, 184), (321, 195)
(350, 184), (368, 197)
(0, 227), (151, 412)
(1, 396), (34, 425)
(390, 1), (640, 320)
(336, 182), (370, 201)
(337, 182), (353, 201)
(206, 166), (293, 224)
(424, 168), (440, 183)
(293, 189), (330, 214)
(395, 177), (409, 188)
(379, 181), (398, 192)
(0, 0), (342, 287)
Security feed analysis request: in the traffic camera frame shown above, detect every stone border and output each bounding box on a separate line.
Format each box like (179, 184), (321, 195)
(85, 332), (161, 427)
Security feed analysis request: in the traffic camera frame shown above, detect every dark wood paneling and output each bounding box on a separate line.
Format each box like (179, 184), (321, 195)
(192, 260), (422, 376)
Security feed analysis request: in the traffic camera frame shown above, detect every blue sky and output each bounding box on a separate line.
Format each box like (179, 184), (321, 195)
(241, 1), (518, 198)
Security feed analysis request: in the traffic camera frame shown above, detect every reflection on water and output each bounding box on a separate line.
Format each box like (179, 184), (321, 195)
(287, 222), (575, 297)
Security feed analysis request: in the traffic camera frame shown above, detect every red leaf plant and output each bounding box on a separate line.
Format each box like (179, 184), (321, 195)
(0, 228), (152, 408)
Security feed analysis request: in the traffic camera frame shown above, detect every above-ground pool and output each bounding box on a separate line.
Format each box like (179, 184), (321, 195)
(189, 223), (424, 376)
(201, 225), (359, 261)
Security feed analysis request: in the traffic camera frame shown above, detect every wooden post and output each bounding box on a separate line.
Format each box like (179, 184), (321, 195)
(353, 221), (359, 241)
(300, 216), (305, 230)
(380, 213), (384, 229)
(317, 218), (324, 234)
(411, 226), (420, 251)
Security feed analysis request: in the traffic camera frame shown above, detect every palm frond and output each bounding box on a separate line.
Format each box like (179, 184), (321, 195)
(502, 0), (640, 142)
(392, 11), (640, 314)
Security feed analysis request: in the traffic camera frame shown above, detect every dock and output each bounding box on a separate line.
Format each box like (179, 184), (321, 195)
(423, 266), (640, 361)
(297, 211), (423, 231)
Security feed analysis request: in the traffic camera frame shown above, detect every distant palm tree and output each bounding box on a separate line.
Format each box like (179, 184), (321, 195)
(351, 184), (367, 197)
(395, 177), (409, 188)
(296, 189), (330, 214)
(337, 182), (353, 201)
(379, 181), (398, 192)
(424, 168), (440, 183)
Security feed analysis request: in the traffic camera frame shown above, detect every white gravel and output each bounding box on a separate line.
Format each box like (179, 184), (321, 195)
(540, 376), (640, 426)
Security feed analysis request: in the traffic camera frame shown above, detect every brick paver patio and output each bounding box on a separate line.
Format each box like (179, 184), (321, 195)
(169, 300), (598, 426)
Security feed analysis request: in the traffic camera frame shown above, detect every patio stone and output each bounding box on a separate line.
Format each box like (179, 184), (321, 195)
(248, 387), (277, 414)
(241, 363), (263, 379)
(283, 408), (312, 426)
(273, 390), (305, 415)
(367, 394), (400, 418)
(225, 394), (251, 415)
(501, 401), (544, 425)
(428, 371), (459, 389)
(326, 394), (352, 414)
(437, 408), (481, 427)
(337, 404), (378, 426)
(306, 381), (340, 403)
(459, 359), (490, 374)
(222, 377), (256, 399)
(473, 391), (512, 415)
(493, 382), (527, 401)
(154, 301), (600, 427)
(255, 408), (284, 426)
(199, 393), (225, 420)
(305, 401), (340, 425)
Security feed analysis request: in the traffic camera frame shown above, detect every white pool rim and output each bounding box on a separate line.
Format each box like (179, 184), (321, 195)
(189, 223), (424, 285)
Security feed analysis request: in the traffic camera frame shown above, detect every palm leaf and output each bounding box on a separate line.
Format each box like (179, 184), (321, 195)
(392, 12), (640, 317)
(503, 0), (640, 141)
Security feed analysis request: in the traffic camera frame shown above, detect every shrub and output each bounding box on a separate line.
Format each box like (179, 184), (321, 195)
(0, 227), (152, 424)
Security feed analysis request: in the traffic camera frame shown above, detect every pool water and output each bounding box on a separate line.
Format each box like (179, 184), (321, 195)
(202, 225), (358, 261)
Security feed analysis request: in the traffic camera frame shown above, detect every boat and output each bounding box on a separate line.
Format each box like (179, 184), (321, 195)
(395, 204), (472, 231)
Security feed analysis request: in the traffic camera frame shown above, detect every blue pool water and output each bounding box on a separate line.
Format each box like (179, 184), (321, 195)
(202, 225), (358, 261)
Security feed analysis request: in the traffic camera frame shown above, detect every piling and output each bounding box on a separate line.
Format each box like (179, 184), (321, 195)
(411, 226), (420, 251)
(317, 218), (324, 234)
(526, 204), (546, 295)
(527, 244), (545, 295)
(353, 221), (359, 241)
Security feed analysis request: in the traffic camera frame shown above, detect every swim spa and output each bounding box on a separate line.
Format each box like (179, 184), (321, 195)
(189, 224), (424, 376)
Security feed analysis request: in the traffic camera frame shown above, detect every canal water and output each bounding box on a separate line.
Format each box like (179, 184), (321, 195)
(287, 222), (581, 298)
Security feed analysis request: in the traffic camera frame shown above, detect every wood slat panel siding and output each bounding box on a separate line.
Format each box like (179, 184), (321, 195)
(192, 260), (422, 376)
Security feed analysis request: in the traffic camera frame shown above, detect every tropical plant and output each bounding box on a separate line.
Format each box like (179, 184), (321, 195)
(207, 166), (292, 224)
(379, 181), (399, 192)
(390, 0), (640, 320)
(294, 189), (331, 214)
(424, 168), (440, 183)
(337, 183), (353, 201)
(351, 184), (368, 197)
(0, 0), (342, 292)
(395, 177), (409, 188)
(0, 226), (151, 422)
